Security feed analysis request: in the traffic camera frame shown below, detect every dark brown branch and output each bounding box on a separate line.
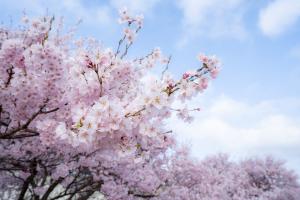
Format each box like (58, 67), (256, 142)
(125, 107), (146, 118)
(41, 177), (64, 200)
(18, 160), (37, 200)
(76, 181), (102, 200)
(1, 103), (59, 139)
(129, 191), (156, 198)
(5, 65), (14, 88)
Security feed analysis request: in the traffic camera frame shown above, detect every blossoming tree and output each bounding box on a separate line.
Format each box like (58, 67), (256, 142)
(0, 9), (299, 200)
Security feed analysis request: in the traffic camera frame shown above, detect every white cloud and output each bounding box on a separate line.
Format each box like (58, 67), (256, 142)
(168, 94), (300, 173)
(259, 0), (300, 37)
(1, 0), (162, 32)
(110, 0), (160, 14)
(1, 0), (113, 26)
(176, 0), (247, 45)
(60, 0), (113, 26)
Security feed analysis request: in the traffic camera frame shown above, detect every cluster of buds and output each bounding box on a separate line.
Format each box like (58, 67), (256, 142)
(182, 71), (198, 80)
(84, 52), (111, 69)
(118, 7), (144, 26)
(163, 54), (220, 98)
(118, 8), (144, 45)
(123, 28), (136, 44)
(85, 55), (96, 69)
(198, 54), (220, 79)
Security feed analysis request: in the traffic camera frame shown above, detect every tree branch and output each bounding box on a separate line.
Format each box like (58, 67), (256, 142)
(18, 160), (37, 200)
(41, 177), (63, 200)
(1, 103), (59, 139)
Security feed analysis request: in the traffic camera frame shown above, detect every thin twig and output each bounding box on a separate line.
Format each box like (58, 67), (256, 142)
(161, 55), (172, 80)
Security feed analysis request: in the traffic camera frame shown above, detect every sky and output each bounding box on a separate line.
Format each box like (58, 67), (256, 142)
(0, 0), (300, 174)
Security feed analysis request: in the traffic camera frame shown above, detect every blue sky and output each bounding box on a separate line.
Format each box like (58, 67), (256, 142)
(1, 0), (300, 174)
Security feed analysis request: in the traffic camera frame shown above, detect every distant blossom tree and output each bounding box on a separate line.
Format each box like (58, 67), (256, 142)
(0, 8), (299, 200)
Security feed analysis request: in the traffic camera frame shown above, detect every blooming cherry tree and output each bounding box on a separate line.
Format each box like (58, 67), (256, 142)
(0, 9), (299, 200)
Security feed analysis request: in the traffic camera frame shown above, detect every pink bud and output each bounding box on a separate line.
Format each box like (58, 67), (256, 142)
(200, 78), (208, 89)
(167, 83), (174, 89)
(210, 68), (219, 79)
(182, 72), (190, 79)
(100, 55), (109, 66)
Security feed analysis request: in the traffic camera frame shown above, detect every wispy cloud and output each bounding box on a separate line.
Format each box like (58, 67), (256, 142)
(110, 0), (160, 14)
(168, 94), (300, 173)
(0, 0), (113, 26)
(259, 0), (300, 37)
(0, 0), (163, 33)
(61, 0), (113, 26)
(175, 0), (248, 46)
